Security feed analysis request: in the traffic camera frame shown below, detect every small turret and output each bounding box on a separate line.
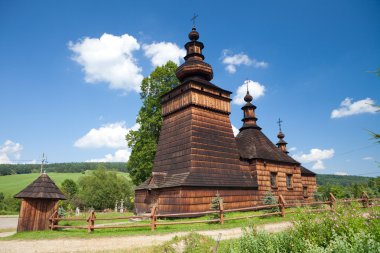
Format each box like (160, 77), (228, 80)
(276, 118), (289, 154)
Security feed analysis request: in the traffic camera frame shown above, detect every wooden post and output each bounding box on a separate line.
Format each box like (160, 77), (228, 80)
(361, 192), (369, 208)
(278, 195), (286, 218)
(328, 193), (336, 211)
(49, 210), (58, 230)
(150, 205), (157, 231)
(219, 198), (224, 225)
(87, 210), (95, 233)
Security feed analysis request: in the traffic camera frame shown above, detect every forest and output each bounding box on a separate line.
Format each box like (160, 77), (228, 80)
(0, 162), (128, 175)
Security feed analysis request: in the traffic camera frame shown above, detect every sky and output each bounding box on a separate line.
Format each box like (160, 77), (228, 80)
(0, 0), (379, 177)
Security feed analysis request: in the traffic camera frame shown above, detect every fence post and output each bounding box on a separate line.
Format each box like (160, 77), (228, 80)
(361, 192), (369, 208)
(151, 205), (157, 231)
(278, 195), (286, 218)
(87, 210), (95, 233)
(219, 198), (224, 225)
(49, 210), (58, 230)
(328, 193), (336, 211)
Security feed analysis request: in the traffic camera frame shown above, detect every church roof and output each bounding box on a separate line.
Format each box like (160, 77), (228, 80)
(236, 127), (299, 164)
(14, 173), (66, 200)
(136, 170), (258, 190)
(300, 166), (316, 176)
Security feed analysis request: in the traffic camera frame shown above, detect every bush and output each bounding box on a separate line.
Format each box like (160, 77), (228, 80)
(262, 191), (279, 213)
(222, 204), (380, 253)
(78, 168), (134, 210)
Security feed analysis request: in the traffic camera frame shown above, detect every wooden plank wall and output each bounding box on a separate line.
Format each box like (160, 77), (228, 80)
(253, 160), (305, 203)
(135, 187), (261, 214)
(17, 198), (58, 232)
(302, 175), (317, 202)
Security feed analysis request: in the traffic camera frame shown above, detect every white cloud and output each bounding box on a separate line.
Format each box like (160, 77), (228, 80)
(143, 42), (185, 67)
(86, 149), (131, 162)
(74, 122), (139, 149)
(363, 156), (374, 161)
(331, 97), (377, 118)
(222, 50), (268, 74)
(231, 124), (239, 136)
(334, 172), (348, 176)
(288, 147), (297, 152)
(232, 80), (265, 105)
(292, 148), (335, 170)
(68, 33), (143, 93)
(0, 140), (23, 164)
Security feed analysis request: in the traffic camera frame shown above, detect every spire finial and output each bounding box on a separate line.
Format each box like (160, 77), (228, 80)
(245, 79), (250, 94)
(243, 80), (253, 103)
(191, 13), (198, 28)
(277, 118), (283, 132)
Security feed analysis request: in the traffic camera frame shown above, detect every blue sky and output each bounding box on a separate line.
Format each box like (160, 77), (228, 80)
(0, 0), (379, 176)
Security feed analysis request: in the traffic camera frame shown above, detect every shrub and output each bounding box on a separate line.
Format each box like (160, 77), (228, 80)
(262, 191), (279, 213)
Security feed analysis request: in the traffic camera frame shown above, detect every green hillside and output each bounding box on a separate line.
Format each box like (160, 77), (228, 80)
(0, 171), (131, 197)
(316, 174), (372, 186)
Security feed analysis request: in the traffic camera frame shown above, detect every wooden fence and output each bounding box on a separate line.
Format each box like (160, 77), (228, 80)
(49, 193), (380, 233)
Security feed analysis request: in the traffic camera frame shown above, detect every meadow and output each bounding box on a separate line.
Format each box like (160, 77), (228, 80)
(0, 171), (130, 196)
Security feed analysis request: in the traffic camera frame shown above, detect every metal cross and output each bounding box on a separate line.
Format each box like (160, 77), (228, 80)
(245, 79), (250, 94)
(277, 118), (283, 132)
(191, 14), (198, 27)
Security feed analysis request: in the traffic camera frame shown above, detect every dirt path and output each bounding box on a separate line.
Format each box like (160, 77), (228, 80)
(0, 216), (18, 230)
(0, 221), (292, 253)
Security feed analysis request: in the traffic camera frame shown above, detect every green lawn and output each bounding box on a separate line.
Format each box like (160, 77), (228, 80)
(0, 172), (130, 196)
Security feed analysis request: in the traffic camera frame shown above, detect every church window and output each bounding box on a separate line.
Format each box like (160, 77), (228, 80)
(270, 172), (277, 188)
(286, 174), (293, 189)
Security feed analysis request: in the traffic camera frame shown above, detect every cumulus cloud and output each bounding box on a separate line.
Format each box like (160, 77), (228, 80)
(334, 172), (348, 176)
(292, 148), (335, 170)
(0, 140), (23, 164)
(74, 122), (139, 149)
(68, 33), (143, 92)
(232, 80), (265, 105)
(222, 50), (268, 74)
(231, 124), (239, 136)
(331, 97), (377, 118)
(288, 147), (297, 152)
(86, 149), (131, 162)
(143, 42), (185, 67)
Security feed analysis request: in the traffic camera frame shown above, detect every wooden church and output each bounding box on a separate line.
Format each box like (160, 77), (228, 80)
(134, 26), (317, 214)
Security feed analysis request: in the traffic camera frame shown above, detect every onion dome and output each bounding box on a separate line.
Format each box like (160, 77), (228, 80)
(176, 27), (213, 82)
(188, 27), (199, 41)
(277, 131), (285, 139)
(240, 86), (261, 131)
(244, 91), (253, 103)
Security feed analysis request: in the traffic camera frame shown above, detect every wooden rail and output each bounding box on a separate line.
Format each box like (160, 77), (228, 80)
(49, 192), (380, 233)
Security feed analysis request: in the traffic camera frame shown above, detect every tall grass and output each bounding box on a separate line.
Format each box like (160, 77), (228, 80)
(222, 204), (380, 253)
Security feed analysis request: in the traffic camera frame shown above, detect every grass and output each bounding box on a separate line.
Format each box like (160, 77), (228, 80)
(0, 171), (130, 196)
(0, 207), (321, 240)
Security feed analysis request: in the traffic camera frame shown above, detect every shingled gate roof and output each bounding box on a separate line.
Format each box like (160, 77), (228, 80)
(236, 128), (300, 164)
(14, 173), (66, 200)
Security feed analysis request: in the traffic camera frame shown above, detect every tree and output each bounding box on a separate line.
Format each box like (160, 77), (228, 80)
(126, 61), (180, 185)
(60, 179), (79, 210)
(61, 179), (78, 198)
(77, 168), (133, 210)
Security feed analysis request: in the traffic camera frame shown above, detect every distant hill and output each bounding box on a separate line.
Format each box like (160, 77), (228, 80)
(317, 174), (372, 187)
(0, 162), (127, 175)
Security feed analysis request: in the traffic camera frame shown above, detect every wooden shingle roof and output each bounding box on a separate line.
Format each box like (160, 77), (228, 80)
(14, 173), (66, 200)
(300, 166), (316, 176)
(236, 128), (300, 164)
